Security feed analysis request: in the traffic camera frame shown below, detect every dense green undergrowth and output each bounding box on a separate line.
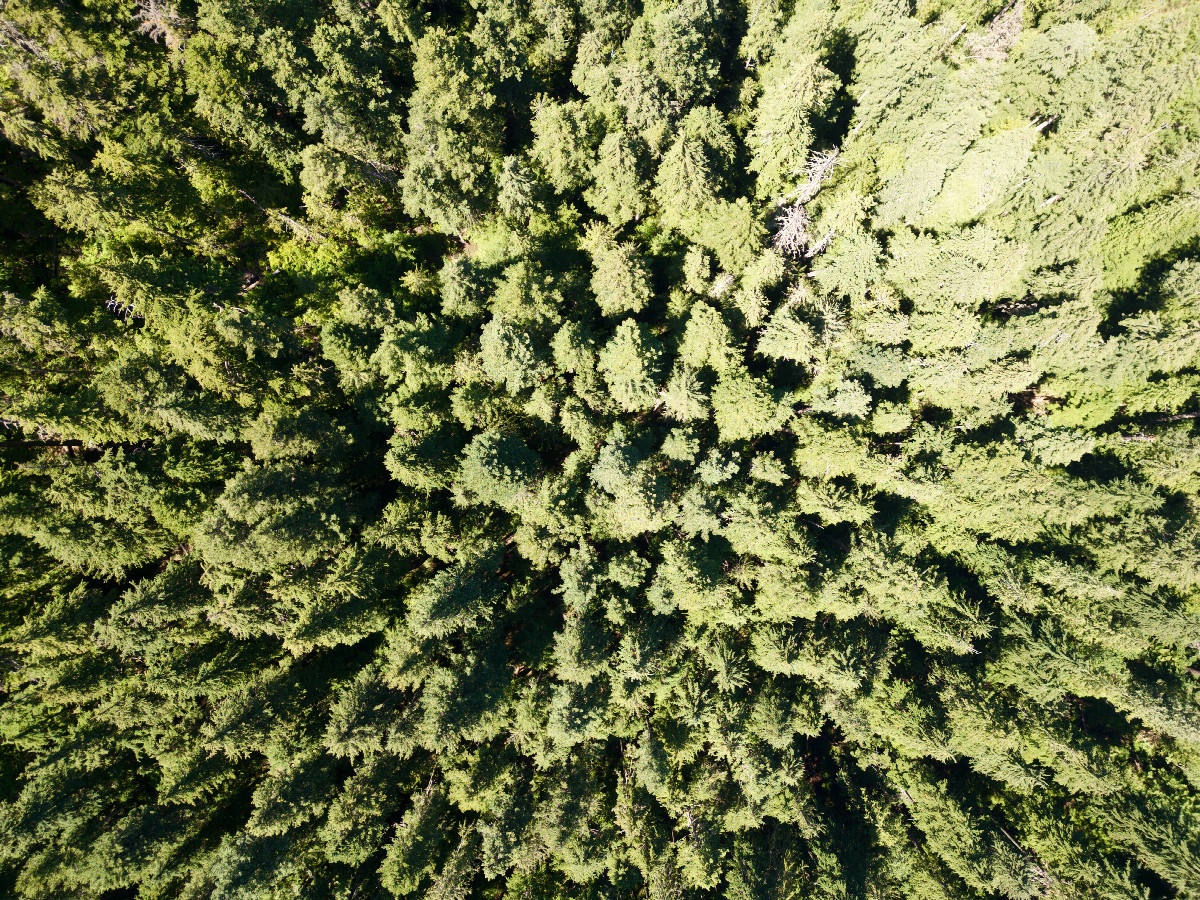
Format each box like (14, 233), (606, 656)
(2, 0), (1200, 897)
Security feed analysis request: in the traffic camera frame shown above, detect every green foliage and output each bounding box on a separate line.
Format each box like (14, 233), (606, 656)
(598, 319), (665, 412)
(585, 130), (650, 226)
(749, 1), (839, 198)
(583, 224), (654, 317)
(401, 28), (503, 233)
(456, 431), (543, 510)
(3, 2), (1200, 900)
(532, 99), (598, 194)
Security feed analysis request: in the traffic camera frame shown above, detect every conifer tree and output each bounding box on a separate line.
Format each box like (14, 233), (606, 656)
(3, 1), (1200, 899)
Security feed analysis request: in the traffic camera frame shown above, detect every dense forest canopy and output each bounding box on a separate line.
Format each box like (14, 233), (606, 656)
(2, 0), (1200, 897)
